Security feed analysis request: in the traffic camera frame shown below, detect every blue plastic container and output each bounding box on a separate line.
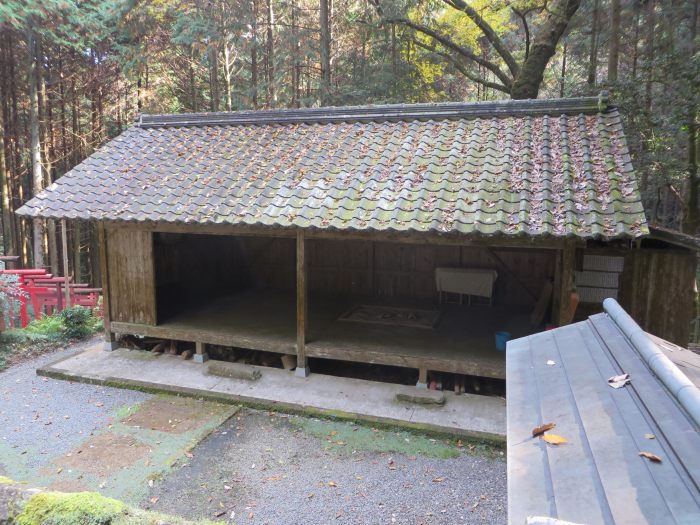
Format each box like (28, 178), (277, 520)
(495, 331), (512, 352)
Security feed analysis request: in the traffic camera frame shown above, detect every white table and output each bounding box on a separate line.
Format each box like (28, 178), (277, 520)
(435, 267), (498, 305)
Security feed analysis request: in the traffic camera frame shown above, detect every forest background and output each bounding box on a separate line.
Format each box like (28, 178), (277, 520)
(0, 0), (697, 284)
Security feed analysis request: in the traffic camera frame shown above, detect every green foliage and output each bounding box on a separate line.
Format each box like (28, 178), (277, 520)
(0, 308), (102, 371)
(23, 315), (65, 342)
(9, 487), (218, 525)
(60, 306), (95, 339)
(16, 491), (125, 525)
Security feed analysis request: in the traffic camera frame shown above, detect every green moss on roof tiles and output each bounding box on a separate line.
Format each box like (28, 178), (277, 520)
(16, 97), (648, 240)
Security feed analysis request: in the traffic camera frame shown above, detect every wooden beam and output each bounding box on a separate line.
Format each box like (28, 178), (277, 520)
(97, 223), (116, 351)
(295, 230), (309, 377)
(114, 221), (566, 250)
(556, 239), (577, 326)
(61, 220), (71, 308)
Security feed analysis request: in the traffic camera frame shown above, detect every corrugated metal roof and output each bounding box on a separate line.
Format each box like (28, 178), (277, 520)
(507, 302), (700, 524)
(16, 97), (648, 239)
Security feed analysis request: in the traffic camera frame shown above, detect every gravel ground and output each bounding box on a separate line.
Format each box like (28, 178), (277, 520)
(148, 409), (507, 525)
(0, 338), (151, 473)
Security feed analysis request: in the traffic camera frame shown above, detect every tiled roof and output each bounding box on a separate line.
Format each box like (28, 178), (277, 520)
(16, 97), (648, 239)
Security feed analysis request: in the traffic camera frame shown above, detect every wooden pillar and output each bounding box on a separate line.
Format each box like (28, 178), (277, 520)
(416, 367), (428, 389)
(556, 239), (577, 326)
(295, 230), (309, 377)
(61, 220), (71, 308)
(194, 341), (209, 363)
(97, 223), (116, 351)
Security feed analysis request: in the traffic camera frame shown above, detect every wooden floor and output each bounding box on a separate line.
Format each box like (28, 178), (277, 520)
(112, 289), (536, 379)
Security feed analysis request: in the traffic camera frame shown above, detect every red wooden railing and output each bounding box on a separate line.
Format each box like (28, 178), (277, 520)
(0, 260), (101, 329)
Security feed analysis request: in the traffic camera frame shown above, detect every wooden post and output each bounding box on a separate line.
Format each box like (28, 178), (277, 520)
(295, 230), (309, 377)
(556, 239), (577, 326)
(97, 223), (116, 351)
(61, 220), (71, 309)
(417, 367), (428, 389)
(194, 341), (209, 363)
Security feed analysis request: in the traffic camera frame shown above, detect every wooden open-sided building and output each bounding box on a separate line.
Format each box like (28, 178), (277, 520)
(16, 96), (696, 385)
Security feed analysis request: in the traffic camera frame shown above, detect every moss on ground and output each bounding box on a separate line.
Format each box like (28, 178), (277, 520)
(3, 482), (217, 525)
(16, 491), (125, 525)
(291, 417), (463, 459)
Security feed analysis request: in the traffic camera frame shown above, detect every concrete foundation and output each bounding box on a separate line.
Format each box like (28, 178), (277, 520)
(37, 344), (506, 440)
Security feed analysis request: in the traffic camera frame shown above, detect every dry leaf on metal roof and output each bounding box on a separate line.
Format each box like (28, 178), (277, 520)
(639, 451), (662, 463)
(644, 433), (656, 440)
(542, 434), (568, 445)
(532, 422), (556, 437)
(608, 373), (631, 389)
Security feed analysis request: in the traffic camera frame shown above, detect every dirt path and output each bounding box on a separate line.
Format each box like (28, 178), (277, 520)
(147, 409), (507, 525)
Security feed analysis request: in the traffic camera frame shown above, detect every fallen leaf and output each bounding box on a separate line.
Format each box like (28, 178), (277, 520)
(532, 422), (556, 437)
(185, 452), (194, 458)
(248, 512), (254, 519)
(542, 434), (568, 445)
(149, 496), (159, 504)
(644, 434), (656, 440)
(214, 510), (226, 518)
(95, 402), (104, 408)
(432, 477), (444, 483)
(608, 373), (631, 389)
(327, 481), (337, 487)
(639, 451), (662, 463)
(56, 468), (62, 474)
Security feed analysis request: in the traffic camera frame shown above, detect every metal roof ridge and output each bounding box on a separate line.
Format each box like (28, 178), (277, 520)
(138, 94), (610, 128)
(603, 298), (700, 427)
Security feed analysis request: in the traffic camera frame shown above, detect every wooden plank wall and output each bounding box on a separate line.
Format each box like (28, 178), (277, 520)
(619, 249), (697, 346)
(106, 228), (157, 325)
(238, 238), (554, 310)
(148, 233), (555, 315)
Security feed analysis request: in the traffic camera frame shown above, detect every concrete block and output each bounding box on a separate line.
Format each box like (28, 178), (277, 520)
(295, 366), (310, 378)
(396, 386), (446, 406)
(208, 361), (261, 381)
(103, 341), (117, 352)
(193, 353), (209, 363)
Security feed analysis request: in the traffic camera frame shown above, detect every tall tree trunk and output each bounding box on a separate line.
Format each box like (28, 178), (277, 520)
(266, 0), (275, 106)
(27, 27), (45, 268)
(319, 0), (331, 104)
(683, 0), (699, 234)
(0, 101), (13, 256)
(510, 0), (581, 99)
(644, 0), (655, 112)
(223, 42), (233, 111)
(631, 1), (641, 78)
(58, 56), (68, 174)
(72, 221), (81, 283)
(251, 0), (258, 108)
(209, 46), (220, 112)
(560, 39), (567, 97)
(37, 40), (59, 274)
(291, 0), (300, 107)
(89, 224), (101, 287)
(607, 0), (620, 83)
